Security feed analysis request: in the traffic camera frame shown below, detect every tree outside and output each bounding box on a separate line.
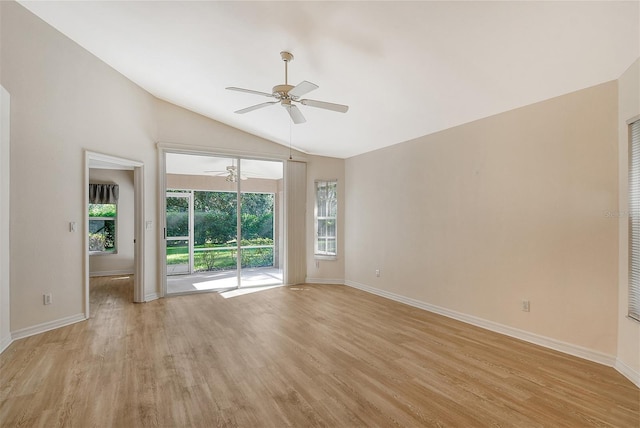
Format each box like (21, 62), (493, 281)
(166, 191), (275, 271)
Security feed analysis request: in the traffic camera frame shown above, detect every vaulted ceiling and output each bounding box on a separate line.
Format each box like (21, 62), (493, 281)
(19, 1), (639, 158)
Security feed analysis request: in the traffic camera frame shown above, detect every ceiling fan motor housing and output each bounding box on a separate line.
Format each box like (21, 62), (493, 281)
(273, 84), (295, 99)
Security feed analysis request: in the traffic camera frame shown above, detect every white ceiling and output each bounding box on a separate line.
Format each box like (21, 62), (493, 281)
(20, 1), (639, 159)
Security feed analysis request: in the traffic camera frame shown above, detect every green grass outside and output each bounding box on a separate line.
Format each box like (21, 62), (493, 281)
(166, 245), (273, 271)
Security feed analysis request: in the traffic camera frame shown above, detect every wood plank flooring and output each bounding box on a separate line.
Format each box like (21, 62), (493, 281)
(1, 276), (638, 427)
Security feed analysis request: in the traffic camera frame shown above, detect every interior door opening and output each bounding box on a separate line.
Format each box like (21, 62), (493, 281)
(85, 152), (144, 318)
(163, 153), (284, 295)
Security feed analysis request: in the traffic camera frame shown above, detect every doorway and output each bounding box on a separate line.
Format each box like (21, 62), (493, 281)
(84, 151), (144, 318)
(162, 152), (284, 295)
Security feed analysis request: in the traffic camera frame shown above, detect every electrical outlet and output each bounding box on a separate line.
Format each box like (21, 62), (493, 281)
(375, 269), (380, 277)
(43, 293), (52, 305)
(522, 300), (530, 312)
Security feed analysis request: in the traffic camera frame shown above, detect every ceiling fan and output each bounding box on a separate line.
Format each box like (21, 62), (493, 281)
(226, 51), (349, 124)
(204, 160), (247, 182)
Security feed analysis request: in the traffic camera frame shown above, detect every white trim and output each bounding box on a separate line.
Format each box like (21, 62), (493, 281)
(626, 114), (640, 125)
(89, 269), (135, 278)
(145, 292), (159, 302)
(306, 277), (344, 285)
(158, 147), (167, 297)
(0, 335), (12, 354)
(345, 280), (618, 368)
(88, 151), (143, 169)
(11, 313), (86, 341)
(0, 86), (10, 357)
(615, 358), (640, 388)
(156, 141), (308, 162)
(133, 163), (145, 303)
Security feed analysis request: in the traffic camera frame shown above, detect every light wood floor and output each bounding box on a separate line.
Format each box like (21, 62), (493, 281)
(1, 276), (638, 427)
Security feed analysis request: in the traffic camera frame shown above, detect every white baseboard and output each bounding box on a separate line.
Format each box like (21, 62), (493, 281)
(305, 277), (344, 285)
(89, 270), (135, 278)
(0, 334), (12, 354)
(615, 358), (640, 388)
(344, 280), (619, 369)
(11, 313), (86, 341)
(145, 292), (159, 302)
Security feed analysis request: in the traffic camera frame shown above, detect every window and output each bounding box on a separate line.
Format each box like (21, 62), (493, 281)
(89, 203), (117, 253)
(628, 118), (640, 321)
(315, 180), (337, 258)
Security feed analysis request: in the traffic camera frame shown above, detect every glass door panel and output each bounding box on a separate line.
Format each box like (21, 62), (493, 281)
(239, 159), (284, 288)
(166, 192), (192, 276)
(192, 184), (238, 288)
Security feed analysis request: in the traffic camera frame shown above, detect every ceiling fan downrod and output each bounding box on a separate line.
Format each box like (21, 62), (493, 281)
(281, 51), (293, 85)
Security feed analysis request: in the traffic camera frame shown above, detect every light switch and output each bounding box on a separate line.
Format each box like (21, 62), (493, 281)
(146, 221), (152, 230)
(69, 221), (77, 232)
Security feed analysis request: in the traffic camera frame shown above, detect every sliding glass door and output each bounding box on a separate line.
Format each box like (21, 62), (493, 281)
(164, 153), (283, 294)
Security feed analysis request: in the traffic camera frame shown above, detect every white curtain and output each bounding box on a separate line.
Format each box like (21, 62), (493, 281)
(285, 160), (307, 285)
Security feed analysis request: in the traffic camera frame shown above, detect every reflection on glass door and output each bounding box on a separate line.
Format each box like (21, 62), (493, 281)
(166, 192), (193, 275)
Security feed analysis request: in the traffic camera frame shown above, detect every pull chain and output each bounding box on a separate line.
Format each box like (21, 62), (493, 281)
(289, 120), (293, 160)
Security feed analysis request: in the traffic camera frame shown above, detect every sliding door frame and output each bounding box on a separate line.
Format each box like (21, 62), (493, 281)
(158, 144), (298, 297)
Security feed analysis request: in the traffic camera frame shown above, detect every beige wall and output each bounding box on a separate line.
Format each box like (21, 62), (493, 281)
(617, 58), (640, 382)
(1, 1), (159, 331)
(156, 101), (302, 160)
(306, 155), (346, 283)
(89, 169), (135, 276)
(345, 81), (619, 356)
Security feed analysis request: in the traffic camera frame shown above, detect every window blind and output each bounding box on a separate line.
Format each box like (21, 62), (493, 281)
(629, 119), (640, 322)
(285, 160), (307, 285)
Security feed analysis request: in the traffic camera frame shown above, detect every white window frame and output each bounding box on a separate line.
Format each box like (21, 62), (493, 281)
(314, 179), (338, 259)
(89, 203), (118, 255)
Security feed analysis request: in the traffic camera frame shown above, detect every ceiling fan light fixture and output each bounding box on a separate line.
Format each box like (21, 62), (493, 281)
(226, 51), (349, 124)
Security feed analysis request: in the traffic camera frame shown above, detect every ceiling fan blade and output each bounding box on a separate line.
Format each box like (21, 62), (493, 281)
(226, 87), (274, 98)
(288, 81), (319, 98)
(286, 105), (306, 124)
(300, 99), (349, 113)
(234, 101), (279, 114)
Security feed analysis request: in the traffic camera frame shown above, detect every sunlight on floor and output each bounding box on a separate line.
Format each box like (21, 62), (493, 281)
(220, 284), (283, 299)
(167, 267), (283, 294)
(193, 278), (238, 290)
